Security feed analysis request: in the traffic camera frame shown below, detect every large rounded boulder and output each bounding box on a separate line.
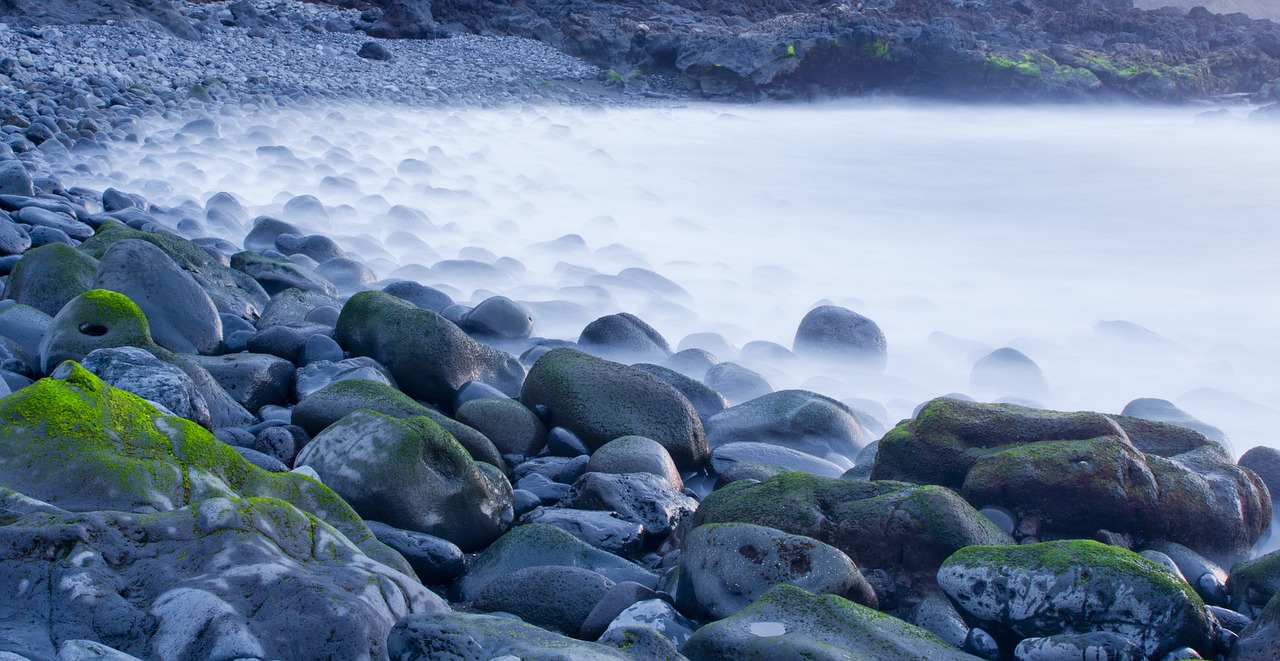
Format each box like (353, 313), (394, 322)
(3, 242), (98, 316)
(94, 238), (222, 355)
(335, 290), (525, 411)
(294, 408), (513, 552)
(520, 348), (708, 470)
(704, 389), (866, 470)
(791, 305), (887, 371)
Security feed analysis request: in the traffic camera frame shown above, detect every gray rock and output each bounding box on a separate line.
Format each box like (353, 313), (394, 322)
(578, 312), (672, 364)
(938, 540), (1213, 658)
(231, 251), (338, 297)
(970, 347), (1049, 399)
(336, 290), (525, 411)
(705, 389), (866, 470)
(388, 611), (668, 660)
(521, 348), (707, 470)
(631, 362), (728, 422)
(232, 445), (290, 472)
(0, 162), (34, 196)
(0, 213), (31, 256)
(1238, 446), (1280, 502)
(460, 295), (534, 339)
(27, 225), (74, 247)
(3, 242), (97, 316)
(294, 408), (513, 551)
(357, 40), (393, 61)
(682, 584), (980, 660)
(1123, 397), (1229, 449)
(253, 426), (297, 466)
(456, 524), (658, 601)
(365, 520), (465, 585)
(94, 239), (222, 355)
(580, 582), (664, 641)
(678, 522), (877, 620)
(80, 347), (211, 429)
(0, 302), (51, 360)
(1014, 632), (1144, 660)
(602, 599), (696, 649)
(560, 471), (697, 541)
(587, 435), (683, 490)
(455, 397), (547, 455)
(521, 508), (645, 557)
(275, 233), (345, 263)
(913, 593), (971, 648)
(245, 324), (313, 362)
(243, 216), (301, 253)
(1232, 591), (1280, 660)
(294, 357), (394, 401)
(315, 256), (376, 294)
(471, 565), (615, 635)
(662, 347), (719, 379)
(704, 361), (773, 405)
(382, 280), (453, 312)
(710, 441), (848, 478)
(255, 287), (341, 330)
(1145, 541), (1227, 606)
(14, 206), (93, 240)
(792, 305), (887, 370)
(299, 334), (343, 365)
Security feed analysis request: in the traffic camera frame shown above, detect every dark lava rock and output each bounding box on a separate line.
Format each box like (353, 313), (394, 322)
(586, 435), (683, 490)
(520, 508), (645, 557)
(365, 520), (465, 585)
(560, 471), (697, 541)
(455, 397), (547, 455)
(471, 565), (615, 635)
(388, 611), (668, 660)
(94, 239), (222, 355)
(704, 389), (866, 470)
(80, 346), (211, 429)
(358, 40), (394, 60)
(792, 305), (887, 370)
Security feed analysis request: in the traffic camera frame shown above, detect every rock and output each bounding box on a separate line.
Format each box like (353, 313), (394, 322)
(0, 302), (51, 363)
(662, 348), (718, 379)
(275, 234), (345, 263)
(561, 471), (697, 542)
(253, 426), (297, 466)
(580, 582), (664, 641)
(13, 206), (93, 240)
(245, 324), (313, 362)
(1239, 446), (1280, 501)
(357, 40), (393, 60)
(970, 347), (1049, 399)
(678, 523), (877, 620)
(1232, 590), (1280, 660)
(455, 397), (547, 455)
(938, 540), (1213, 658)
(1227, 548), (1280, 613)
(388, 611), (670, 660)
(294, 357), (395, 402)
(80, 347), (211, 429)
(3, 242), (97, 316)
(587, 435), (683, 490)
(0, 363), (440, 660)
(516, 472), (571, 504)
(632, 362), (728, 421)
(456, 524), (658, 601)
(294, 409), (512, 551)
(315, 257), (377, 294)
(0, 161), (34, 196)
(682, 584), (981, 660)
(521, 348), (708, 470)
(0, 213), (31, 256)
(578, 312), (672, 364)
(1145, 541), (1227, 606)
(460, 295), (534, 339)
(1014, 632), (1144, 660)
(601, 599), (696, 649)
(231, 251), (337, 297)
(520, 508), (645, 557)
(382, 280), (453, 312)
(289, 378), (502, 468)
(704, 361), (773, 405)
(873, 398), (1271, 565)
(336, 290), (524, 411)
(471, 565), (615, 635)
(705, 389), (865, 470)
(693, 472), (1013, 587)
(710, 441), (848, 478)
(1123, 397), (1229, 449)
(81, 222), (268, 321)
(185, 352), (295, 413)
(364, 520), (465, 585)
(914, 592), (971, 647)
(93, 239), (222, 354)
(243, 216), (301, 253)
(792, 305), (887, 371)
(299, 334), (343, 365)
(367, 0), (444, 39)
(255, 287), (341, 330)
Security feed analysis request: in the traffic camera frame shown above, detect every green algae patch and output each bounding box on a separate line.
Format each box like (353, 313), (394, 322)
(682, 584), (981, 660)
(0, 362), (412, 575)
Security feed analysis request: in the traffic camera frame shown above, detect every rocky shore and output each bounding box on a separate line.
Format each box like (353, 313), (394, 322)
(2, 0), (1280, 660)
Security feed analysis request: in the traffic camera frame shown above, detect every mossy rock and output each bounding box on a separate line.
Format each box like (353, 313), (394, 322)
(873, 398), (1270, 566)
(335, 290), (525, 412)
(939, 540), (1212, 658)
(520, 348), (708, 471)
(294, 408), (512, 552)
(0, 361), (409, 574)
(1231, 589), (1280, 660)
(681, 584), (982, 660)
(2, 242), (98, 316)
(291, 378), (503, 468)
(1228, 548), (1280, 612)
(230, 250), (338, 297)
(388, 611), (680, 660)
(81, 221), (268, 320)
(692, 472), (1012, 584)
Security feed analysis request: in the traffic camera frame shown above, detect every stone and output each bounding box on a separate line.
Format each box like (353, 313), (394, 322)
(293, 357), (394, 401)
(253, 426), (297, 466)
(460, 295), (534, 339)
(243, 216), (301, 253)
(471, 565), (615, 635)
(231, 251), (337, 297)
(578, 312), (672, 363)
(315, 256), (377, 294)
(382, 280), (453, 312)
(255, 287), (341, 330)
(275, 234), (345, 263)
(388, 612), (672, 660)
(3, 242), (97, 316)
(1145, 541), (1227, 606)
(678, 523), (877, 620)
(632, 362), (728, 421)
(970, 347), (1049, 399)
(14, 206), (93, 240)
(602, 599), (696, 649)
(560, 471), (698, 541)
(1123, 397), (1229, 449)
(364, 520), (465, 585)
(682, 584), (981, 660)
(705, 389), (866, 470)
(0, 302), (51, 362)
(1232, 590), (1280, 660)
(710, 441), (849, 478)
(587, 435), (683, 490)
(792, 305), (887, 370)
(705, 361), (773, 405)
(357, 40), (393, 61)
(0, 161), (34, 196)
(938, 540), (1213, 659)
(0, 213), (31, 256)
(1227, 548), (1280, 614)
(184, 352), (295, 413)
(336, 290), (524, 411)
(80, 347), (211, 429)
(1014, 633), (1144, 660)
(94, 239), (222, 354)
(1239, 446), (1280, 501)
(520, 508), (645, 557)
(455, 397), (547, 455)
(294, 409), (512, 552)
(299, 334), (343, 365)
(521, 348), (708, 470)
(662, 347), (719, 379)
(914, 592), (971, 647)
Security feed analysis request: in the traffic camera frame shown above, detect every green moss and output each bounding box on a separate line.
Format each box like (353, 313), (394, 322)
(861, 39), (891, 61)
(786, 44), (796, 57)
(986, 52), (1044, 76)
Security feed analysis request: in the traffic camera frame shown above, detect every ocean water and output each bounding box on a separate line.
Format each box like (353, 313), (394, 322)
(71, 101), (1280, 453)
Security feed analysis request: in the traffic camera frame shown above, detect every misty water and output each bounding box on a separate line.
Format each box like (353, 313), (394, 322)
(71, 101), (1280, 453)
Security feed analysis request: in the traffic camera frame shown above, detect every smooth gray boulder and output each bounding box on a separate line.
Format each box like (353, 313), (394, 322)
(455, 397), (547, 456)
(704, 361), (773, 405)
(231, 251), (338, 297)
(184, 352), (294, 413)
(80, 347), (212, 429)
(705, 389), (866, 470)
(520, 508), (645, 557)
(471, 565), (615, 635)
(255, 287), (341, 330)
(792, 305), (887, 371)
(632, 362), (728, 421)
(3, 242), (97, 316)
(294, 409), (513, 552)
(293, 356), (395, 401)
(578, 312), (672, 364)
(678, 523), (878, 620)
(388, 612), (679, 660)
(586, 435), (683, 490)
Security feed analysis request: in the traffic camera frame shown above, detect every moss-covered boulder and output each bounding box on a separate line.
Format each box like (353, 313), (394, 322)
(681, 584), (982, 660)
(294, 408), (513, 552)
(938, 540), (1213, 658)
(336, 290), (525, 411)
(388, 612), (682, 660)
(520, 348), (709, 470)
(873, 398), (1271, 565)
(692, 472), (1012, 591)
(2, 242), (98, 316)
(81, 221), (269, 320)
(291, 378), (503, 468)
(0, 363), (443, 659)
(1228, 548), (1280, 613)
(1232, 589), (1280, 660)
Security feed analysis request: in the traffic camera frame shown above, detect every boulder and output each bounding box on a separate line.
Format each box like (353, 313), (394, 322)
(455, 397), (547, 455)
(80, 347), (211, 429)
(586, 435), (683, 490)
(184, 352), (295, 413)
(704, 361), (773, 405)
(2, 242), (97, 316)
(521, 348), (708, 470)
(471, 565), (615, 635)
(938, 540), (1213, 658)
(294, 409), (512, 552)
(365, 520), (465, 585)
(388, 612), (678, 660)
(678, 523), (877, 620)
(560, 471), (697, 541)
(969, 347), (1049, 400)
(255, 287), (341, 330)
(631, 362), (728, 421)
(792, 305), (887, 370)
(705, 389), (865, 470)
(682, 584), (982, 660)
(1232, 590), (1280, 660)
(1227, 548), (1280, 614)
(293, 356), (394, 401)
(520, 508), (645, 557)
(231, 251), (337, 297)
(336, 290), (524, 411)
(460, 295), (534, 339)
(578, 312), (672, 364)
